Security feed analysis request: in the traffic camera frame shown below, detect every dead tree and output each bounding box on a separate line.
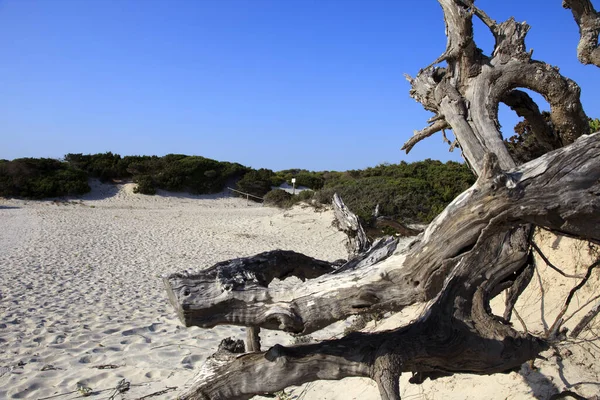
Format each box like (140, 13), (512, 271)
(163, 1), (600, 399)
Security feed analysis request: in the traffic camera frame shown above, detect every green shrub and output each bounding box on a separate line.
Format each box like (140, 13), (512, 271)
(64, 152), (250, 195)
(296, 189), (314, 202)
(0, 158), (90, 199)
(263, 189), (293, 208)
(313, 160), (474, 225)
(133, 175), (156, 195)
(236, 169), (274, 199)
(65, 152), (125, 182)
(295, 171), (324, 189)
(273, 169), (325, 190)
(590, 117), (600, 133)
(505, 114), (599, 164)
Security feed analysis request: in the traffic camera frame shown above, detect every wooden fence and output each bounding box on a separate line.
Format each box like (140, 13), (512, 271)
(226, 187), (264, 206)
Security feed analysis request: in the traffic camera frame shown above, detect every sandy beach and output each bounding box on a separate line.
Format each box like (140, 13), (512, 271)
(0, 181), (350, 399)
(1, 181), (599, 399)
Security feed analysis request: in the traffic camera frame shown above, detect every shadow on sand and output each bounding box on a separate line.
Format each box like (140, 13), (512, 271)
(520, 354), (600, 399)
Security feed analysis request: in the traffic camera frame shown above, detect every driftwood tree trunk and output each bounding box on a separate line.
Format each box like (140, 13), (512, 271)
(163, 1), (600, 399)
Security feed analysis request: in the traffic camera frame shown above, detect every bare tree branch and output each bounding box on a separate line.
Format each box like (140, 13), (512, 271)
(571, 299), (600, 338)
(563, 0), (600, 67)
(501, 90), (561, 152)
(531, 241), (585, 279)
(503, 256), (535, 322)
(333, 192), (371, 257)
(177, 226), (548, 400)
(548, 259), (600, 339)
(401, 119), (451, 154)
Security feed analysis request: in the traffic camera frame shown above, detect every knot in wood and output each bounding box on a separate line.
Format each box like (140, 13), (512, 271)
(265, 344), (287, 362)
(491, 173), (507, 190)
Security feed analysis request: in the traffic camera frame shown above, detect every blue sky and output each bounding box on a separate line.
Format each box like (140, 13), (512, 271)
(1, 0), (598, 171)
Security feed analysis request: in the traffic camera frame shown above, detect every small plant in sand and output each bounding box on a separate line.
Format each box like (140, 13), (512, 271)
(77, 383), (92, 396)
(275, 389), (293, 400)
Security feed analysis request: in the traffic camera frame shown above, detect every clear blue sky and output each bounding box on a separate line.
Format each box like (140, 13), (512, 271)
(1, 0), (598, 171)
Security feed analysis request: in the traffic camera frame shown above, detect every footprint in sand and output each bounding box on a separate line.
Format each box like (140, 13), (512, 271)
(78, 355), (92, 364)
(49, 335), (66, 345)
(181, 354), (204, 369)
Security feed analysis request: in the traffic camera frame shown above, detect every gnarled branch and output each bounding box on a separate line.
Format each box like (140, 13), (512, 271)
(501, 89), (561, 152)
(401, 119), (451, 154)
(176, 223), (548, 400)
(165, 133), (600, 336)
(563, 0), (600, 66)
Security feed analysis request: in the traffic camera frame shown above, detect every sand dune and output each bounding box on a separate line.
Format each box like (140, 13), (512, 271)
(0, 181), (348, 399)
(1, 181), (599, 399)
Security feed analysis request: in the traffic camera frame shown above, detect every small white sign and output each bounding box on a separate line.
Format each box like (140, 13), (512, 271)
(291, 178), (296, 184)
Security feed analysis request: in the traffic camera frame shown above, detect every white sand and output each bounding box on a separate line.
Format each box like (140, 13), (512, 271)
(0, 181), (349, 399)
(1, 181), (599, 399)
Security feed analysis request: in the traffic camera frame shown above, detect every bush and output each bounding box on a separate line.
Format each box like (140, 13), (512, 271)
(64, 152), (250, 195)
(296, 189), (314, 202)
(295, 172), (324, 189)
(133, 175), (156, 195)
(590, 117), (600, 133)
(273, 169), (325, 190)
(0, 158), (90, 199)
(236, 169), (275, 199)
(64, 152), (125, 182)
(263, 189), (293, 208)
(313, 160), (474, 225)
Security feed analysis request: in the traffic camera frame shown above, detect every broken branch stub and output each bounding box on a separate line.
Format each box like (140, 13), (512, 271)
(332, 192), (371, 257)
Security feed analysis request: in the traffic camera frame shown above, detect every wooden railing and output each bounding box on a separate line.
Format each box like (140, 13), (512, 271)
(226, 187), (264, 205)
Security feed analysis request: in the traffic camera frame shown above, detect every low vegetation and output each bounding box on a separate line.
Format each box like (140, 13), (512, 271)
(14, 115), (599, 225)
(0, 153), (474, 226)
(64, 152), (249, 195)
(0, 158), (90, 199)
(314, 160), (474, 224)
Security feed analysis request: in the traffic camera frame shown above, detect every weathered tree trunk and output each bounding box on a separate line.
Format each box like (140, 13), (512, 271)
(163, 1), (600, 399)
(332, 192), (371, 256)
(167, 133), (600, 399)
